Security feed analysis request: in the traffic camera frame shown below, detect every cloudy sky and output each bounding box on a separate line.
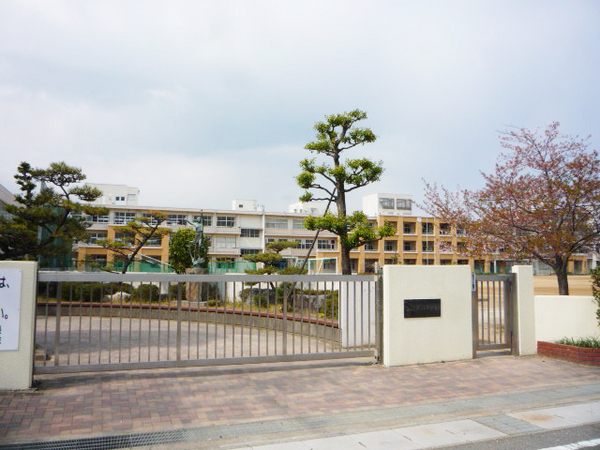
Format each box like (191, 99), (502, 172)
(1, 1), (598, 213)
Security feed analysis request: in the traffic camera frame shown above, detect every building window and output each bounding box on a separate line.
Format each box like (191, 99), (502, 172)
(193, 215), (212, 226)
(364, 241), (378, 251)
(403, 223), (415, 234)
(317, 239), (336, 250)
(265, 217), (288, 229)
(88, 255), (107, 264)
(297, 239), (314, 250)
(379, 198), (394, 209)
(384, 241), (397, 252)
(439, 223), (451, 235)
(167, 214), (187, 225)
(142, 213), (160, 226)
(322, 259), (337, 273)
(457, 227), (466, 236)
(457, 242), (467, 253)
(403, 241), (416, 252)
(114, 212), (136, 224)
(241, 248), (261, 255)
(396, 199), (411, 210)
(458, 259), (469, 265)
(114, 232), (128, 242)
(423, 258), (435, 265)
(292, 219), (305, 229)
(422, 241), (434, 252)
(144, 235), (162, 246)
(422, 222), (434, 235)
(216, 216), (235, 227)
(404, 259), (416, 265)
(240, 229), (260, 238)
(214, 236), (236, 248)
(440, 259), (452, 265)
(364, 259), (379, 273)
(87, 232), (107, 243)
(86, 214), (109, 223)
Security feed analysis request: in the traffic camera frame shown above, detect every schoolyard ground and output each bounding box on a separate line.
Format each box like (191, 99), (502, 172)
(533, 275), (593, 296)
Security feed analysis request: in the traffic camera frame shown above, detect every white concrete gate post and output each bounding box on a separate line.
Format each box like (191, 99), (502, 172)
(382, 266), (472, 367)
(0, 261), (38, 390)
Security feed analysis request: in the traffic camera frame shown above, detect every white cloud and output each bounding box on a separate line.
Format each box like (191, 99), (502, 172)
(0, 0), (599, 214)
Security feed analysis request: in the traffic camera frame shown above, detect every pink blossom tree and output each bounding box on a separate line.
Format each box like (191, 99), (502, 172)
(423, 122), (600, 295)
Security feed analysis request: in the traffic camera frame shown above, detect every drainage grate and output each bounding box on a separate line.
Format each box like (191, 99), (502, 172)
(0, 429), (187, 450)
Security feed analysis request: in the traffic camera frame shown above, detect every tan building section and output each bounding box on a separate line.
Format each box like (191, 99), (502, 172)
(313, 214), (588, 275)
(72, 190), (588, 275)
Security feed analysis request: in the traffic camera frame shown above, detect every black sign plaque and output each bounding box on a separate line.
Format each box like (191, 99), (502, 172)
(404, 299), (441, 318)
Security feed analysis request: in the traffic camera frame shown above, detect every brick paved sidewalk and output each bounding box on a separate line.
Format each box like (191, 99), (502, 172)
(1, 355), (599, 447)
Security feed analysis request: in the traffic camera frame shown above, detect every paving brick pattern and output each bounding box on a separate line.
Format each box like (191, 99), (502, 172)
(1, 356), (599, 445)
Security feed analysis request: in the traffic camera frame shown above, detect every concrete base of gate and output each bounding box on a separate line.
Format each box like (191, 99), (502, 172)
(382, 265), (473, 367)
(0, 261), (37, 390)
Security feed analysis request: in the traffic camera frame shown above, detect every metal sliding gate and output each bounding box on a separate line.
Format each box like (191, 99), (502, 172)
(472, 274), (514, 354)
(35, 272), (380, 374)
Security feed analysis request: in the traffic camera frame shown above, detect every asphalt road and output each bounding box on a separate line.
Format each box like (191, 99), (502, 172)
(441, 423), (600, 450)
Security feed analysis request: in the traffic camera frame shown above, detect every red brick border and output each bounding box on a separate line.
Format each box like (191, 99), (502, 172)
(538, 341), (600, 366)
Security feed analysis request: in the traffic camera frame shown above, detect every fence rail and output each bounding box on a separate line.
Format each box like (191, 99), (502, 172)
(35, 272), (379, 373)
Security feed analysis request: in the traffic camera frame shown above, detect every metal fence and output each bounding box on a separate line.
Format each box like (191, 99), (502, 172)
(472, 274), (513, 353)
(35, 272), (379, 374)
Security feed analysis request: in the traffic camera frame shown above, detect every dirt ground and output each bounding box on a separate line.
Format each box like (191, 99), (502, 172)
(533, 275), (593, 296)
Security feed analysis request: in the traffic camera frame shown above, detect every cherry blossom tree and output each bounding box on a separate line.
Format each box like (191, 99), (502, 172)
(423, 122), (600, 295)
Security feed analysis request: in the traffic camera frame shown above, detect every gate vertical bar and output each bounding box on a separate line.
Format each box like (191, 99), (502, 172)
(176, 282), (182, 361)
(471, 275), (478, 358)
(282, 282), (288, 355)
(376, 270), (383, 363)
(53, 283), (62, 367)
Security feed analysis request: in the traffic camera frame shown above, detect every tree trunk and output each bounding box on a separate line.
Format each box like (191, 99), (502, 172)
(555, 257), (570, 295)
(341, 246), (352, 275)
(121, 259), (132, 274)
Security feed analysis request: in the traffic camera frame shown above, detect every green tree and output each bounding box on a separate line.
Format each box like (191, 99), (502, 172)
(296, 109), (395, 274)
(97, 211), (169, 273)
(169, 227), (209, 274)
(0, 162), (105, 261)
(242, 240), (306, 306)
(243, 240), (305, 275)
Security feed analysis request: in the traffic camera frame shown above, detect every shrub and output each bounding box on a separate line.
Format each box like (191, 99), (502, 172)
(168, 283), (187, 301)
(132, 284), (161, 303)
(60, 282), (104, 302)
(240, 287), (275, 309)
(555, 336), (600, 348)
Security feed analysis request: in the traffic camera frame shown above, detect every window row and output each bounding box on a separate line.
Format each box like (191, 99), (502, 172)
(379, 198), (412, 210)
(265, 218), (306, 229)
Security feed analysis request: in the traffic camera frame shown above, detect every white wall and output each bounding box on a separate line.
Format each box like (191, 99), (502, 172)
(535, 295), (599, 342)
(382, 266), (472, 366)
(0, 261), (37, 390)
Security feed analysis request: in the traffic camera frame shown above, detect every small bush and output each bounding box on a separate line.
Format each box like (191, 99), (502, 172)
(61, 283), (103, 302)
(168, 283), (187, 300)
(240, 287), (275, 308)
(132, 284), (161, 303)
(555, 336), (600, 348)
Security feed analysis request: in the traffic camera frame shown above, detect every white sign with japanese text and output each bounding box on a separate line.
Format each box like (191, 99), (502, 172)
(0, 269), (22, 351)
